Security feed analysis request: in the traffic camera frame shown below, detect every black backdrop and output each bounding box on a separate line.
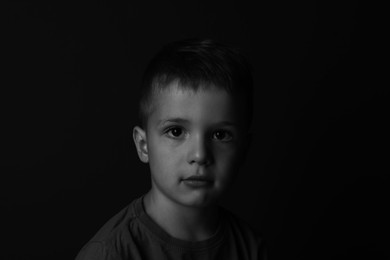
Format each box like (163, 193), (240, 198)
(3, 1), (388, 259)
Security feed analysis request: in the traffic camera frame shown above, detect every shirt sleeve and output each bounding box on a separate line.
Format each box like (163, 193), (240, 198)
(75, 241), (109, 260)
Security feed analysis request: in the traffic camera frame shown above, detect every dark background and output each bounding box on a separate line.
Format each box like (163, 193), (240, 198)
(3, 1), (388, 259)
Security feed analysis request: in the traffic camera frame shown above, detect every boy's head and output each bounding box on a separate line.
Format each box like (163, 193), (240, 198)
(138, 38), (254, 130)
(133, 39), (254, 208)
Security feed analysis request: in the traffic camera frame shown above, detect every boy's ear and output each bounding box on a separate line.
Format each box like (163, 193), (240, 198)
(133, 126), (149, 163)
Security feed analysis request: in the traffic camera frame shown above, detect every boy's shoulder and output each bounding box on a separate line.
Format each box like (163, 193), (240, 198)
(220, 206), (264, 244)
(89, 199), (139, 241)
(221, 207), (267, 259)
(75, 197), (143, 260)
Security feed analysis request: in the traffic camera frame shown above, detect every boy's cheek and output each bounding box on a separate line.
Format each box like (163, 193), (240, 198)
(215, 145), (242, 160)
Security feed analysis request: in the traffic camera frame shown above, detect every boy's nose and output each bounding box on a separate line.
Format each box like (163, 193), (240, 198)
(187, 135), (212, 166)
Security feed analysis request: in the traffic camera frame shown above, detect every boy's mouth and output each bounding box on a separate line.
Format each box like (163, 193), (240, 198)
(182, 175), (214, 188)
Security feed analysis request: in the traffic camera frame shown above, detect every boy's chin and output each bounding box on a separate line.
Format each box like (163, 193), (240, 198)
(176, 193), (221, 209)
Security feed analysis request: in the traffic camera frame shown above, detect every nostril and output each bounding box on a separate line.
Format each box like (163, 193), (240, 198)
(187, 136), (213, 165)
(188, 150), (210, 165)
(189, 150), (212, 166)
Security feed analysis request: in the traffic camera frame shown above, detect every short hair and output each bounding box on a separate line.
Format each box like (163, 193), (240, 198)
(138, 38), (254, 129)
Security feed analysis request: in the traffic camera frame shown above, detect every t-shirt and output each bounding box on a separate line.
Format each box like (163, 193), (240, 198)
(75, 196), (266, 260)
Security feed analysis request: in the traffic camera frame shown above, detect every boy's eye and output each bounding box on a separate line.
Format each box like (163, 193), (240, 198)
(166, 127), (184, 138)
(212, 130), (233, 142)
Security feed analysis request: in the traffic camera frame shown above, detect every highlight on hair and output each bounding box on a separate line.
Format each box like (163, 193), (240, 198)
(138, 38), (254, 129)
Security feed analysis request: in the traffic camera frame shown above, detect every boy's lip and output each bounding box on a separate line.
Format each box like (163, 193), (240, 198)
(182, 175), (214, 188)
(182, 175), (213, 182)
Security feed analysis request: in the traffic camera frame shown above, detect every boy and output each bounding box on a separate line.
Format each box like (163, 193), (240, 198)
(75, 39), (266, 260)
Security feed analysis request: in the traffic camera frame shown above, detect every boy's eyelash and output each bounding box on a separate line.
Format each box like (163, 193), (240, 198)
(163, 126), (186, 138)
(213, 130), (234, 140)
(164, 126), (182, 133)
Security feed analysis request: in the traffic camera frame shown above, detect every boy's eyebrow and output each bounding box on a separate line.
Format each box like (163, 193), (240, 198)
(158, 118), (238, 127)
(215, 121), (238, 127)
(158, 117), (190, 126)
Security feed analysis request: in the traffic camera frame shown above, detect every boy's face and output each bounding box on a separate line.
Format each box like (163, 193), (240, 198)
(134, 82), (249, 208)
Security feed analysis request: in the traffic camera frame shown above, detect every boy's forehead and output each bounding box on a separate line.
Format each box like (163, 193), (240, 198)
(152, 80), (218, 96)
(149, 82), (244, 124)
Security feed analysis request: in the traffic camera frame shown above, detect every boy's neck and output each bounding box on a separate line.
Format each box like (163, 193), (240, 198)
(143, 190), (220, 242)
